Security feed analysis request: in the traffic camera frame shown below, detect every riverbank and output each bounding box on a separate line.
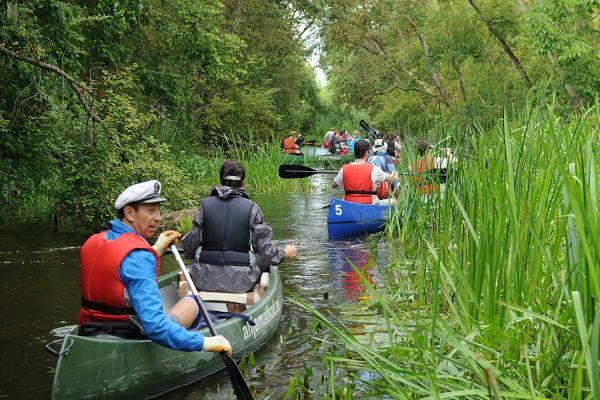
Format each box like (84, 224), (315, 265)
(3, 136), (313, 223)
(290, 104), (600, 398)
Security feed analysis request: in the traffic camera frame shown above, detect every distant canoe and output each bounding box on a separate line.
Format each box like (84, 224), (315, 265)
(281, 151), (354, 165)
(327, 198), (391, 239)
(48, 266), (283, 399)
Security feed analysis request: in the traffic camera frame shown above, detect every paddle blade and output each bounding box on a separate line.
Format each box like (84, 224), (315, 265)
(359, 119), (370, 132)
(222, 353), (254, 400)
(278, 165), (339, 179)
(278, 164), (317, 179)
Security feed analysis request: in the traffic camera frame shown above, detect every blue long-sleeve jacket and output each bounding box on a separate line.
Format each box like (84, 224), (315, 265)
(105, 220), (204, 351)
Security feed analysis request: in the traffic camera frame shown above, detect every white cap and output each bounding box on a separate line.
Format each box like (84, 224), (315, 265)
(373, 139), (388, 153)
(114, 180), (167, 210)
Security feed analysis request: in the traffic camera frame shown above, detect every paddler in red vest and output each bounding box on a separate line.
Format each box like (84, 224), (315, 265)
(331, 140), (398, 205)
(411, 140), (440, 195)
(79, 180), (232, 355)
(283, 131), (301, 154)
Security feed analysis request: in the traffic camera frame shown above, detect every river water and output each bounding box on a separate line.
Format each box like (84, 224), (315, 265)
(0, 189), (389, 399)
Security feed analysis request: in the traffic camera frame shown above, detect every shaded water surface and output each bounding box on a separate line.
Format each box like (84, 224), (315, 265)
(0, 191), (388, 399)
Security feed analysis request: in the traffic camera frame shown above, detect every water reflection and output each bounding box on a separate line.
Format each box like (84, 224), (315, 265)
(327, 241), (374, 302)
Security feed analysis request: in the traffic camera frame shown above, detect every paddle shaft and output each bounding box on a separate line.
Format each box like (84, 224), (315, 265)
(170, 245), (254, 400)
(171, 246), (218, 335)
(359, 119), (379, 140)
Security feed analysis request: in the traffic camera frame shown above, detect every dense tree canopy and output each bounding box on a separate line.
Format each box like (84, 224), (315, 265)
(319, 0), (599, 132)
(1, 0), (598, 224)
(0, 0), (322, 223)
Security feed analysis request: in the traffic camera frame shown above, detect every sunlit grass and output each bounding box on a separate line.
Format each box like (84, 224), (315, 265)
(288, 102), (600, 398)
(174, 133), (311, 194)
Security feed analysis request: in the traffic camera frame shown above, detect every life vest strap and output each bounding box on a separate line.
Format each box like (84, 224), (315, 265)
(81, 297), (136, 316)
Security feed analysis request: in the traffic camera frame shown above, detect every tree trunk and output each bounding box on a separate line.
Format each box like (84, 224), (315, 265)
(548, 52), (583, 108)
(406, 16), (451, 107)
(467, 0), (532, 87)
(452, 62), (467, 101)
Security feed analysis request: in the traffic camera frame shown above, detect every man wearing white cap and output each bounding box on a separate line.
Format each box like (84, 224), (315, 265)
(78, 180), (232, 355)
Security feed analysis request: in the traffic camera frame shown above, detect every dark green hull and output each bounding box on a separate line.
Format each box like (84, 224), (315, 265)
(50, 266), (283, 399)
(281, 152), (354, 165)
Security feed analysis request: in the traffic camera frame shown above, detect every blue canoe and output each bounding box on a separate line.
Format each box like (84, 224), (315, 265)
(327, 198), (391, 239)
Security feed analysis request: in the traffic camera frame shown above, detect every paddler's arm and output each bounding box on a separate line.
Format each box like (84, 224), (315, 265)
(120, 250), (205, 352)
(250, 204), (295, 265)
(331, 169), (343, 188)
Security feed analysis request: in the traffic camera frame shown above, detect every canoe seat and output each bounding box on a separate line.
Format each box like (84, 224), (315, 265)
(188, 272), (270, 305)
(167, 272), (270, 305)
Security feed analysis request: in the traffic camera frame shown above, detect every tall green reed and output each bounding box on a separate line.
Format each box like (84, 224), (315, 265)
(174, 133), (310, 195)
(288, 102), (600, 398)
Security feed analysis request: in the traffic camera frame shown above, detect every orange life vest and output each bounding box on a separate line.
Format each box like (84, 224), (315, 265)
(283, 137), (299, 154)
(79, 231), (160, 324)
(376, 181), (391, 200)
(343, 163), (375, 204)
(413, 156), (439, 195)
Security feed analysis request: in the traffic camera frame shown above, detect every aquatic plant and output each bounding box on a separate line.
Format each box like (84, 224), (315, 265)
(290, 102), (600, 398)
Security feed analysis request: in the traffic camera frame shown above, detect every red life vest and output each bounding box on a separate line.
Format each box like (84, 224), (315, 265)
(376, 181), (391, 200)
(283, 137), (299, 154)
(78, 231), (160, 324)
(343, 163), (375, 204)
(413, 156), (439, 194)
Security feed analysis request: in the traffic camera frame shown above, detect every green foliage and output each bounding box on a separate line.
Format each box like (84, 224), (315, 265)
(0, 0), (322, 223)
(320, 0), (599, 139)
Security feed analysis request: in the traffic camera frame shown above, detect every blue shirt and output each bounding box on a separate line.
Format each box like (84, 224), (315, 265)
(106, 220), (204, 351)
(368, 152), (396, 173)
(348, 138), (359, 152)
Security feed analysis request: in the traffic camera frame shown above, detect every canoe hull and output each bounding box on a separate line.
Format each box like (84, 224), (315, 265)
(281, 152), (354, 165)
(327, 198), (390, 239)
(51, 266), (283, 400)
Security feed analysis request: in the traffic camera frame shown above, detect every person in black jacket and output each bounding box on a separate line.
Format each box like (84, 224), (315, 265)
(182, 161), (297, 303)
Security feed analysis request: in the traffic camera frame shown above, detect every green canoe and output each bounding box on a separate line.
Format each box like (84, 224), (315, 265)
(281, 151), (354, 165)
(48, 266), (283, 399)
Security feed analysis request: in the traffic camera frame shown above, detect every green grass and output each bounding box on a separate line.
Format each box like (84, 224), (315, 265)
(287, 101), (600, 398)
(174, 133), (311, 194)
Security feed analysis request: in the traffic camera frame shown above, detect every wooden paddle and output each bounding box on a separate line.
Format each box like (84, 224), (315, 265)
(278, 164), (339, 179)
(171, 246), (254, 400)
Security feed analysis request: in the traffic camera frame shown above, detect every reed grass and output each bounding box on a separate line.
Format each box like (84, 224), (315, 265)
(287, 102), (600, 398)
(174, 133), (311, 194)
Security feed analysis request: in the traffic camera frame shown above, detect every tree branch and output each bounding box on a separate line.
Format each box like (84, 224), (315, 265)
(467, 0), (532, 87)
(406, 15), (451, 107)
(0, 45), (102, 122)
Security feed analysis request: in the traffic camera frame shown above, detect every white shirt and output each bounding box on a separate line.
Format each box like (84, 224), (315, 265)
(334, 162), (387, 203)
(324, 130), (334, 142)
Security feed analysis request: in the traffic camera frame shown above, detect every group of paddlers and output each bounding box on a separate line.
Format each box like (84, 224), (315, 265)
(78, 161), (297, 358)
(282, 130), (305, 154)
(331, 135), (458, 204)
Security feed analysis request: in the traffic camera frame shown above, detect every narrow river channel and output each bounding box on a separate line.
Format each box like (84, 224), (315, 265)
(0, 188), (390, 399)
